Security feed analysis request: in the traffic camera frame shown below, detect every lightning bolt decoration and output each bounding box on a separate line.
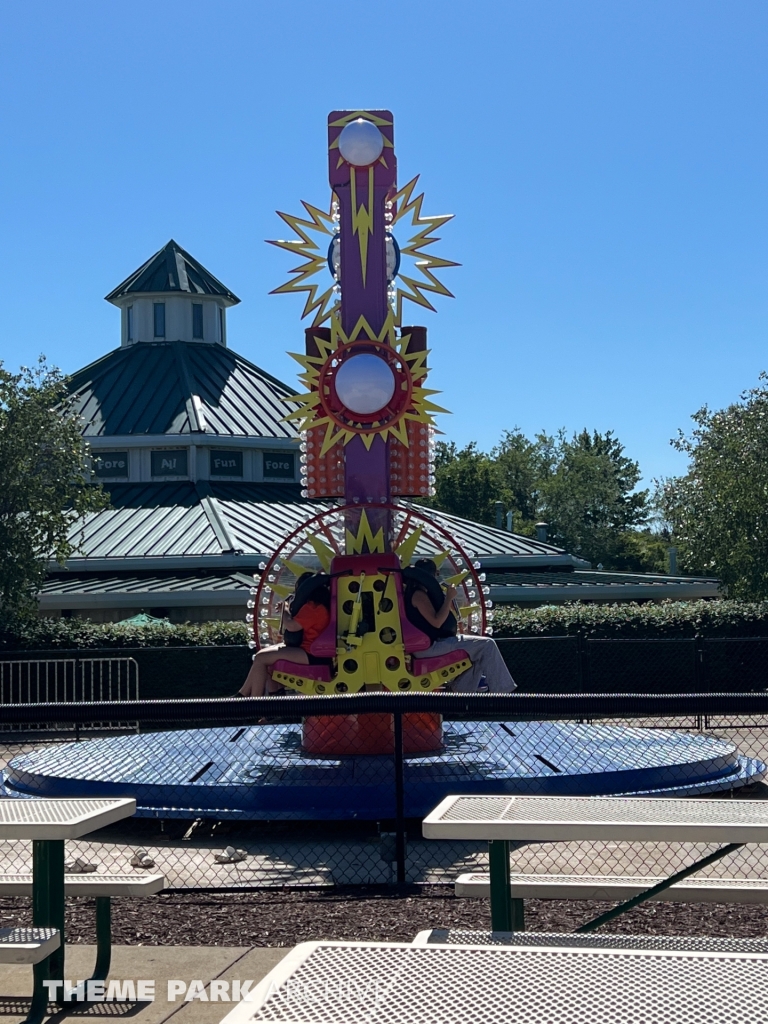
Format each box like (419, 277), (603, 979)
(350, 167), (375, 286)
(267, 181), (456, 326)
(345, 510), (385, 554)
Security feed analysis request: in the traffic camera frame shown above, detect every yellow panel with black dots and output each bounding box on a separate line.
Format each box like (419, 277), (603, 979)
(272, 569), (472, 695)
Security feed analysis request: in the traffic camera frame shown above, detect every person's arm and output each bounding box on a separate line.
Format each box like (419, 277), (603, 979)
(280, 601), (304, 635)
(411, 585), (457, 628)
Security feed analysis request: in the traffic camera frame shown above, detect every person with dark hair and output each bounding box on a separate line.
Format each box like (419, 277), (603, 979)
(405, 559), (516, 693)
(236, 572), (331, 697)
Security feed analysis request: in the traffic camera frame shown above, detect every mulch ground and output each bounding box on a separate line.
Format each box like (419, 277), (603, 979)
(2, 887), (767, 946)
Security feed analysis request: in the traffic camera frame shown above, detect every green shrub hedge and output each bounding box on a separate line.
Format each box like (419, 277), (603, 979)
(0, 618), (250, 651)
(3, 600), (768, 650)
(493, 600), (768, 639)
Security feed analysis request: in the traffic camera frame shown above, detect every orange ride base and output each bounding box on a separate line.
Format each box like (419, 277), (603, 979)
(302, 713), (443, 756)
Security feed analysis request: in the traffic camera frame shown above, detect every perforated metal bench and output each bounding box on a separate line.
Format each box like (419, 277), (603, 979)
(0, 927), (60, 964)
(0, 871), (164, 982)
(454, 871), (768, 904)
(413, 928), (768, 953)
(0, 872), (165, 897)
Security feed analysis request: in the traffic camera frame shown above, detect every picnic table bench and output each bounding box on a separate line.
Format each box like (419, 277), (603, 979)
(0, 798), (157, 1023)
(422, 794), (768, 931)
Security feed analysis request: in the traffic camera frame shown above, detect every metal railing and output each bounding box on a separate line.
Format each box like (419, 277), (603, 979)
(0, 657), (139, 733)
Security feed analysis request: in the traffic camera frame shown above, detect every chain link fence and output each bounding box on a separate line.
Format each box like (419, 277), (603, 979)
(1, 681), (768, 892)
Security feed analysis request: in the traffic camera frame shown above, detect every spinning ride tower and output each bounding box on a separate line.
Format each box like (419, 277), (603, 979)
(259, 109), (484, 752)
(3, 111), (765, 819)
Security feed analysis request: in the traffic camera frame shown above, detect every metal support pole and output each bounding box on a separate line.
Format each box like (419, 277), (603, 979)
(32, 840), (65, 1009)
(489, 839), (524, 931)
(30, 842), (52, 1024)
(577, 842), (745, 933)
(393, 712), (406, 884)
(90, 897), (112, 981)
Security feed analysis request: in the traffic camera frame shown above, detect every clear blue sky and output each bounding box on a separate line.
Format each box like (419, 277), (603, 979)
(1, 1), (766, 487)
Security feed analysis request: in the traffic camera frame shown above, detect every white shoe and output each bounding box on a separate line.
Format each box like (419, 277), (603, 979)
(215, 846), (248, 864)
(65, 857), (97, 873)
(130, 848), (155, 868)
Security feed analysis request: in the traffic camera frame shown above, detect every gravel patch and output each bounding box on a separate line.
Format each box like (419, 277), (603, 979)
(2, 888), (767, 947)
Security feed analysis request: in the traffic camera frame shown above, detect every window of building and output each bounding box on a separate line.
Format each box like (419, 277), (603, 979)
(92, 451), (129, 478)
(210, 449), (243, 476)
(219, 306), (224, 342)
(263, 451), (295, 479)
(193, 303), (204, 339)
(151, 449), (188, 476)
(127, 306), (133, 341)
(153, 303), (166, 338)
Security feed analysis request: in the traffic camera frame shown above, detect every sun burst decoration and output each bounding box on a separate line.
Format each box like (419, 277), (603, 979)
(284, 311), (447, 454)
(266, 176), (458, 327)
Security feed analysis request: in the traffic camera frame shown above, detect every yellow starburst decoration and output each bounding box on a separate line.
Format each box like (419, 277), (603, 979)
(266, 200), (338, 327)
(390, 176), (460, 324)
(266, 177), (457, 327)
(284, 311), (448, 455)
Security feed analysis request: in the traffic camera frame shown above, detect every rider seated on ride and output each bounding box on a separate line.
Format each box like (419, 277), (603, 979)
(404, 558), (516, 693)
(236, 572), (331, 697)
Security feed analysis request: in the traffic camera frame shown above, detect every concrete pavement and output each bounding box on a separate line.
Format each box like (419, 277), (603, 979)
(0, 946), (287, 1024)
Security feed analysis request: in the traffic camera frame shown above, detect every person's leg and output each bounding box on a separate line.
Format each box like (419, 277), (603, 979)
(238, 646), (309, 696)
(412, 637), (459, 661)
(450, 636), (516, 692)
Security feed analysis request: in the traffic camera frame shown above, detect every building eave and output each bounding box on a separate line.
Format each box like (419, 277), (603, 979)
(490, 581), (722, 603)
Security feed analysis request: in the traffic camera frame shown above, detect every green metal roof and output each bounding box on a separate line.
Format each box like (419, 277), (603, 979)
(105, 240), (240, 303)
(68, 341), (299, 438)
(60, 491), (580, 571)
(487, 569), (721, 603)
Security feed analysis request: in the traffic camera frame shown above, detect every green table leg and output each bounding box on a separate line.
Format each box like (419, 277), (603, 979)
(489, 840), (524, 932)
(90, 897), (112, 982)
(25, 966), (50, 1024)
(32, 840), (65, 1004)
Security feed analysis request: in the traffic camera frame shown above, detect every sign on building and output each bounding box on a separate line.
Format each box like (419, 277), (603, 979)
(262, 451), (295, 479)
(92, 452), (129, 478)
(151, 450), (188, 476)
(210, 450), (243, 476)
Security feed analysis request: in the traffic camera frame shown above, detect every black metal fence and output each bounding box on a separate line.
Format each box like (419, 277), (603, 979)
(3, 636), (766, 700)
(2, 690), (768, 890)
(498, 636), (768, 693)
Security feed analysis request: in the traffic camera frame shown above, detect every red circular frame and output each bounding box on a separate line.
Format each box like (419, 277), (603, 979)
(316, 341), (414, 435)
(250, 502), (490, 652)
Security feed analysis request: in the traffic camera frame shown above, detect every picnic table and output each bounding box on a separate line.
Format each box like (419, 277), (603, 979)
(217, 938), (768, 1024)
(422, 794), (768, 931)
(0, 798), (136, 1022)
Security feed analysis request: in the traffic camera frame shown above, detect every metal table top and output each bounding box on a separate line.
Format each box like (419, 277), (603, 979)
(218, 940), (768, 1024)
(0, 798), (136, 839)
(422, 795), (768, 842)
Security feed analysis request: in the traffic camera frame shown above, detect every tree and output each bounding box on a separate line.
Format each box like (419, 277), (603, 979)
(538, 429), (650, 565)
(430, 427), (657, 569)
(431, 441), (501, 525)
(0, 359), (108, 622)
(657, 375), (768, 599)
(492, 428), (543, 533)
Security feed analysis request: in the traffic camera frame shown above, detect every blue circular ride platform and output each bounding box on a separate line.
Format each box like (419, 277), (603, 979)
(2, 721), (764, 820)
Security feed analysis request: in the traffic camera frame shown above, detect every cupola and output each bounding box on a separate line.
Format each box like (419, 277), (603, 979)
(105, 240), (240, 347)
